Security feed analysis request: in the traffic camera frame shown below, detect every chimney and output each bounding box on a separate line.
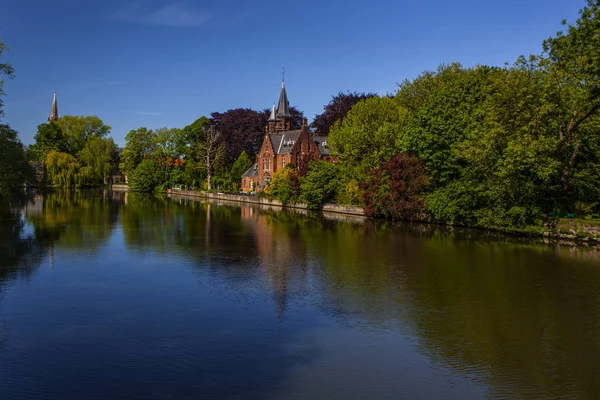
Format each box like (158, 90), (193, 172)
(302, 118), (307, 127)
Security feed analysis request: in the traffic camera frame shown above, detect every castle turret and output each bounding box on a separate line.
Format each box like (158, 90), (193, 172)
(268, 104), (278, 133)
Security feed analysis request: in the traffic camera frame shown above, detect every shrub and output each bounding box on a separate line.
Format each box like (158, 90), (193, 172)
(360, 153), (428, 220)
(129, 159), (161, 192)
(300, 161), (341, 209)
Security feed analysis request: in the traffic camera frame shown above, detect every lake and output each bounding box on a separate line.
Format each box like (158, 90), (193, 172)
(1, 190), (599, 399)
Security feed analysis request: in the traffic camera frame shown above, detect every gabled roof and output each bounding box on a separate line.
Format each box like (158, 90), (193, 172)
(276, 81), (291, 119)
(268, 130), (302, 155)
(313, 135), (330, 156)
(242, 163), (258, 177)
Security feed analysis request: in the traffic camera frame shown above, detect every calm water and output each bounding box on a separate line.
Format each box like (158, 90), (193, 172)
(1, 190), (600, 399)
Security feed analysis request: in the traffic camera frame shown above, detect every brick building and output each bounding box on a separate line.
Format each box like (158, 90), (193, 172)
(241, 80), (332, 192)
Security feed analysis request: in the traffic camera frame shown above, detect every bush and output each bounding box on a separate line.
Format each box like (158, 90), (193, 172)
(264, 165), (299, 205)
(129, 159), (161, 192)
(360, 153), (428, 220)
(300, 161), (341, 209)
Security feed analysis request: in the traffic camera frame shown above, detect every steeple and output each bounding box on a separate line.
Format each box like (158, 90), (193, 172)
(268, 104), (278, 122)
(48, 91), (59, 122)
(276, 80), (291, 119)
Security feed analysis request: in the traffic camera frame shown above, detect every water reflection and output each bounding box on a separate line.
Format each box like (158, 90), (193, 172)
(1, 190), (599, 399)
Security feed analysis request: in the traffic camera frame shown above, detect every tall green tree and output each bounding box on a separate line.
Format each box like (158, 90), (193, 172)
(45, 151), (81, 187)
(537, 0), (600, 203)
(29, 122), (69, 161)
(120, 127), (156, 176)
(79, 137), (117, 185)
(56, 115), (111, 156)
(328, 96), (408, 174)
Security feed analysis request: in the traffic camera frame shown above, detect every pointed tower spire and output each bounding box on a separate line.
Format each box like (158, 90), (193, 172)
(268, 104), (278, 122)
(276, 80), (291, 119)
(48, 91), (59, 122)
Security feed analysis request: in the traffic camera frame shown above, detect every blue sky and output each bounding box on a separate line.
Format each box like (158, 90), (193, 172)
(0, 0), (580, 146)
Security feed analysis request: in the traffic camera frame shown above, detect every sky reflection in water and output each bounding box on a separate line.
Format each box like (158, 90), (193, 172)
(0, 190), (599, 399)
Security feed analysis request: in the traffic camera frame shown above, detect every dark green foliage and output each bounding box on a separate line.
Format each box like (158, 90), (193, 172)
(28, 122), (69, 161)
(300, 161), (341, 209)
(129, 159), (162, 192)
(226, 151), (253, 191)
(120, 127), (156, 176)
(0, 124), (33, 199)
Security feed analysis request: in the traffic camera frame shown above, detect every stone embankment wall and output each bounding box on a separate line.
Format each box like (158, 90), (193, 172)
(166, 189), (365, 217)
(544, 219), (600, 246)
(111, 184), (130, 191)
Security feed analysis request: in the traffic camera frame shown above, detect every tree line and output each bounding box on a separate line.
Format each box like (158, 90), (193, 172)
(1, 0), (599, 234)
(262, 0), (600, 233)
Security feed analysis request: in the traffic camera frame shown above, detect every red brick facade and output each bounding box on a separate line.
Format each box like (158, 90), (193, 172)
(241, 81), (333, 193)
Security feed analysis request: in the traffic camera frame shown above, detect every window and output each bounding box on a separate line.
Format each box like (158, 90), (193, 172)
(282, 157), (286, 168)
(267, 158), (271, 171)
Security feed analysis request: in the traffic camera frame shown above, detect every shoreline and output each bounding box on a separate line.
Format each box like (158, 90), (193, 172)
(111, 185), (600, 248)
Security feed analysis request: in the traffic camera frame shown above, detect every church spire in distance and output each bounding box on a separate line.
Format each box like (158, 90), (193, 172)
(48, 91), (59, 122)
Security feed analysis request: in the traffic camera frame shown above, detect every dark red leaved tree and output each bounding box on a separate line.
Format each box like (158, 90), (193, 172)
(360, 153), (428, 220)
(311, 91), (376, 135)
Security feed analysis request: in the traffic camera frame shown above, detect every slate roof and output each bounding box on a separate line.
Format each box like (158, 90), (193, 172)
(276, 82), (292, 119)
(268, 130), (302, 155)
(242, 163), (258, 177)
(312, 135), (330, 156)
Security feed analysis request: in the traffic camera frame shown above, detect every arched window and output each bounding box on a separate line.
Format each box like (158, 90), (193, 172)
(282, 157), (286, 169)
(268, 158), (271, 171)
(263, 158), (266, 171)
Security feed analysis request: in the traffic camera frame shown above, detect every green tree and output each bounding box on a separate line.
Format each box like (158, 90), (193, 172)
(78, 137), (117, 185)
(227, 151), (253, 191)
(537, 0), (600, 206)
(120, 127), (156, 176)
(328, 96), (408, 174)
(153, 127), (186, 187)
(0, 124), (32, 199)
(56, 115), (111, 156)
(300, 161), (341, 209)
(129, 159), (161, 192)
(264, 165), (299, 205)
(28, 122), (69, 161)
(45, 151), (81, 187)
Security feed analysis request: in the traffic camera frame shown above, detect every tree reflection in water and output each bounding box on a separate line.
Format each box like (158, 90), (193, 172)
(2, 190), (599, 399)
